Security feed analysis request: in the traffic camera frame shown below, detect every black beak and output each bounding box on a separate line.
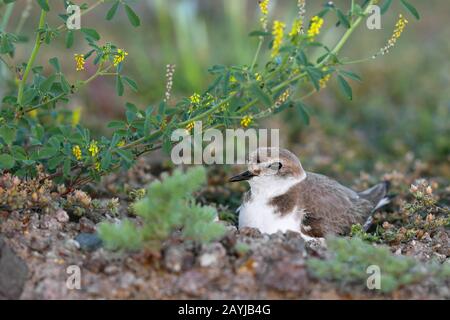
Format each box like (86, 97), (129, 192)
(229, 170), (256, 182)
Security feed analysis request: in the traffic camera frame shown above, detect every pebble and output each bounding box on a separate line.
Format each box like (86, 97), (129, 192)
(55, 209), (69, 223)
(74, 233), (103, 252)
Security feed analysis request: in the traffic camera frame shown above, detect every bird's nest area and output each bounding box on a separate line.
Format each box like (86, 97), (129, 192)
(0, 155), (449, 300)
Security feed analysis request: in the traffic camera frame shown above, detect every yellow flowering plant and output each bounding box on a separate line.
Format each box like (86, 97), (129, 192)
(0, 0), (419, 189)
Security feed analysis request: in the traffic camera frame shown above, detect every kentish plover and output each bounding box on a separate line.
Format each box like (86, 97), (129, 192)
(229, 148), (391, 242)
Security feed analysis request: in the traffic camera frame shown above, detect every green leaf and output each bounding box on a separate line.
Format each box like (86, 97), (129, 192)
(49, 57), (61, 73)
(0, 125), (16, 145)
(66, 30), (74, 48)
(305, 67), (323, 91)
(38, 147), (58, 159)
(116, 149), (134, 164)
(248, 30), (271, 37)
(336, 9), (351, 28)
(249, 83), (272, 107)
(116, 75), (124, 96)
(101, 152), (112, 170)
(295, 101), (310, 125)
(36, 0), (49, 11)
(122, 76), (138, 92)
(124, 4), (141, 27)
(106, 0), (120, 20)
(340, 70), (362, 82)
(81, 28), (100, 41)
(60, 75), (71, 94)
(400, 0), (420, 20)
(337, 75), (353, 100)
(10, 146), (27, 161)
(63, 158), (71, 178)
(48, 155), (64, 170)
(0, 154), (15, 170)
(380, 0), (393, 14)
(40, 74), (56, 92)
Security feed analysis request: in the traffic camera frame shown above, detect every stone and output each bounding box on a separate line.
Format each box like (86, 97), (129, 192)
(55, 209), (69, 223)
(75, 233), (103, 252)
(0, 236), (28, 299)
(198, 243), (227, 268)
(79, 217), (96, 233)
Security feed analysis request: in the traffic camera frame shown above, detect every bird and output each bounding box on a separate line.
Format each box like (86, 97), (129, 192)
(229, 147), (392, 241)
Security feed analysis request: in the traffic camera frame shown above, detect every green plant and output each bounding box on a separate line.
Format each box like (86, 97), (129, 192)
(0, 0), (420, 187)
(307, 237), (450, 293)
(98, 166), (225, 251)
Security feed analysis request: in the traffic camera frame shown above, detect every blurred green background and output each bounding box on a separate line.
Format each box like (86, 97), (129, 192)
(1, 0), (449, 179)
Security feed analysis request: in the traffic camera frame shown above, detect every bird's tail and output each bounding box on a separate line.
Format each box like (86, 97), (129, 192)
(358, 181), (394, 212)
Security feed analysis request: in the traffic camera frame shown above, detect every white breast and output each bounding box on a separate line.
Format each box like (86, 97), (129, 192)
(238, 197), (301, 234)
(237, 174), (305, 234)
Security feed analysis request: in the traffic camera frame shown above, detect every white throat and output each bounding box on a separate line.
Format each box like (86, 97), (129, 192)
(248, 172), (306, 198)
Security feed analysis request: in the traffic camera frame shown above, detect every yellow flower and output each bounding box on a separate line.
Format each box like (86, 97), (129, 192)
(72, 145), (82, 160)
(271, 20), (286, 58)
(88, 140), (99, 157)
(94, 161), (101, 172)
(319, 74), (331, 88)
(374, 14), (409, 58)
(185, 121), (195, 133)
(117, 140), (126, 147)
(307, 16), (324, 39)
(240, 115), (253, 128)
(258, 0), (269, 31)
(29, 109), (38, 118)
(289, 19), (303, 37)
(74, 54), (85, 71)
(275, 89), (290, 107)
(189, 93), (201, 105)
(71, 107), (82, 127)
(259, 0), (269, 15)
(113, 48), (128, 67)
(255, 73), (263, 82)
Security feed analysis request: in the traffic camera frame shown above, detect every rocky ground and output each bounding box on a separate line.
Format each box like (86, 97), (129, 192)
(0, 156), (449, 300)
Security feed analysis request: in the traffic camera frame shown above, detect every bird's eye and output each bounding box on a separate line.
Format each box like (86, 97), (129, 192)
(268, 162), (282, 170)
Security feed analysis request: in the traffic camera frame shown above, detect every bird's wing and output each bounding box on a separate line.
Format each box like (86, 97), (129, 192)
(298, 173), (371, 236)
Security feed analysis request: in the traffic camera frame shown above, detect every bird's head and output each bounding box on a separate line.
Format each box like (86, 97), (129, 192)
(229, 148), (305, 190)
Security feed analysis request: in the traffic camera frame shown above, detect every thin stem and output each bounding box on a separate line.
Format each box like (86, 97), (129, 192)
(17, 8), (47, 106)
(318, 0), (375, 68)
(250, 37), (264, 71)
(22, 64), (114, 114)
(0, 2), (15, 31)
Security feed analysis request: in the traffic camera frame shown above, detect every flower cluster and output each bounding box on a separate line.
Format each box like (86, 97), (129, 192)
(240, 115), (253, 128)
(373, 14), (409, 58)
(72, 145), (82, 161)
(113, 48), (128, 67)
(259, 0), (269, 31)
(88, 140), (99, 157)
(164, 64), (176, 102)
(275, 89), (290, 107)
(271, 20), (285, 58)
(189, 93), (201, 105)
(74, 54), (85, 71)
(307, 16), (324, 39)
(185, 121), (195, 133)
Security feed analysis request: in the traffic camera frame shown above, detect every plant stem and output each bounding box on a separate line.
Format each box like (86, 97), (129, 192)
(318, 0), (374, 68)
(0, 2), (15, 31)
(250, 37), (264, 71)
(17, 8), (47, 106)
